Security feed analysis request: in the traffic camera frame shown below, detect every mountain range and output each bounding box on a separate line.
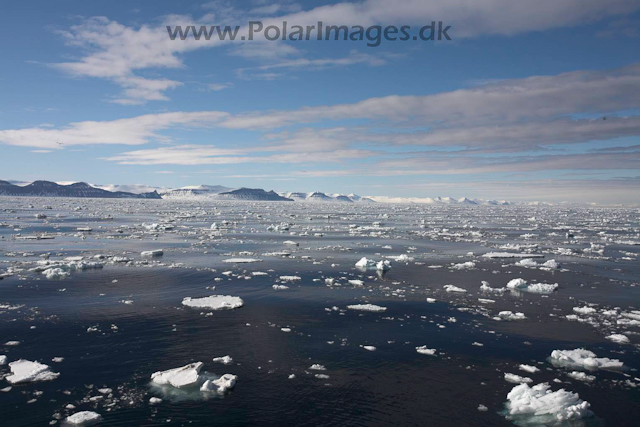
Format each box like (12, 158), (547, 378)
(1, 179), (513, 204)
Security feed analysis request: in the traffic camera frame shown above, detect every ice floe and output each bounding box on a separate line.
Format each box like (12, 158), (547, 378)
(182, 295), (244, 310)
(6, 359), (60, 384)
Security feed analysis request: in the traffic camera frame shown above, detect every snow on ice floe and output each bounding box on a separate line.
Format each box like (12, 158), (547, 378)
(347, 304), (387, 312)
(272, 284), (289, 290)
(64, 411), (102, 426)
(6, 359), (60, 384)
(444, 285), (467, 293)
(182, 295), (244, 310)
(549, 349), (624, 371)
(504, 383), (593, 425)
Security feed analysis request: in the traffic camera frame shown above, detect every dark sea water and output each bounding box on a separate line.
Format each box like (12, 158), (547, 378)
(0, 198), (639, 426)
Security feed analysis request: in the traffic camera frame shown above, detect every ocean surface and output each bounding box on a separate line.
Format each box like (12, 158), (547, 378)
(0, 198), (639, 426)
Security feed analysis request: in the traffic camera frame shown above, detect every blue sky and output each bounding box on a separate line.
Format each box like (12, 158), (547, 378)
(1, 0), (640, 203)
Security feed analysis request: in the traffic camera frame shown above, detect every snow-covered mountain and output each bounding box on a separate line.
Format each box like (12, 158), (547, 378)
(161, 184), (233, 199)
(367, 195), (511, 205)
(218, 188), (293, 201)
(280, 191), (374, 203)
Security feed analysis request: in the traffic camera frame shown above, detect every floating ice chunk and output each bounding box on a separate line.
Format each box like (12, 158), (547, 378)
(444, 285), (467, 293)
(182, 295), (244, 310)
(6, 359), (60, 384)
(279, 276), (301, 282)
(309, 364), (326, 371)
(484, 252), (544, 258)
(478, 404), (488, 412)
(347, 304), (387, 312)
(4, 340), (19, 346)
(504, 383), (593, 423)
(542, 260), (559, 269)
(451, 261), (476, 270)
(480, 281), (505, 293)
(526, 283), (559, 294)
(416, 346), (437, 356)
(151, 362), (203, 388)
(149, 397), (162, 405)
(212, 356), (233, 365)
(506, 278), (557, 294)
(281, 327), (292, 332)
(377, 260), (392, 271)
(549, 348), (624, 371)
(567, 371), (595, 382)
(272, 285), (289, 290)
(348, 280), (364, 286)
(515, 259), (539, 268)
(222, 258), (262, 263)
(573, 306), (596, 315)
(283, 240), (298, 246)
(65, 411), (102, 426)
(43, 268), (70, 280)
(141, 249), (163, 257)
(355, 257), (376, 269)
(606, 334), (630, 344)
(498, 311), (527, 321)
(519, 364), (540, 374)
(363, 346), (376, 351)
(505, 373), (533, 384)
(388, 254), (411, 262)
(0, 355), (6, 365)
(506, 278), (528, 289)
(426, 298), (437, 303)
(200, 374), (237, 394)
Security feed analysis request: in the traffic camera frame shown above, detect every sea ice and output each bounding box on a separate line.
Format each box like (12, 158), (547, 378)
(444, 285), (467, 293)
(505, 373), (533, 384)
(416, 346), (437, 356)
(504, 383), (593, 424)
(347, 304), (387, 312)
(606, 334), (630, 344)
(151, 362), (203, 388)
(6, 359), (60, 384)
(65, 411), (102, 426)
(200, 374), (237, 394)
(182, 295), (244, 310)
(212, 356), (233, 365)
(549, 348), (624, 371)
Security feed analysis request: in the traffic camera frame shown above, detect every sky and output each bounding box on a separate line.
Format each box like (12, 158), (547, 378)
(1, 0), (640, 203)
